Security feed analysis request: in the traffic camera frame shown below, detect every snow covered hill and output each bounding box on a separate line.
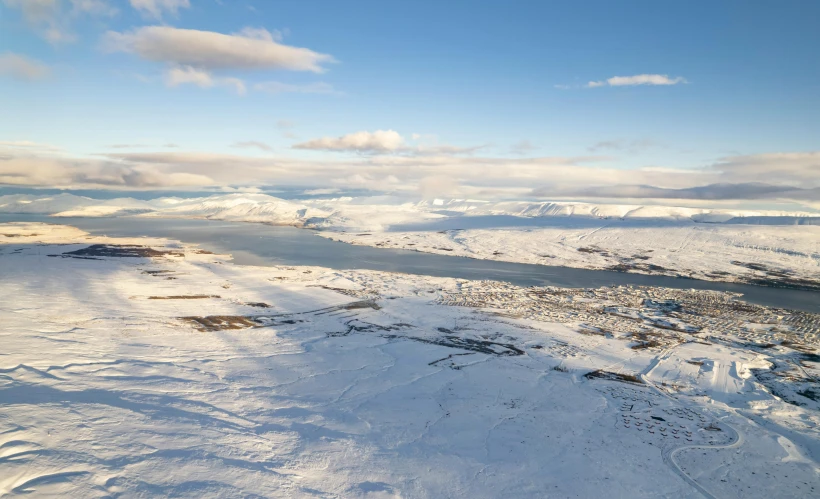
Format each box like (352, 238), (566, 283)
(0, 193), (330, 226)
(415, 198), (820, 223)
(2, 193), (818, 227)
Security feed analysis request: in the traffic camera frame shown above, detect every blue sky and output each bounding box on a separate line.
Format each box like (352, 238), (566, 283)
(0, 0), (818, 209)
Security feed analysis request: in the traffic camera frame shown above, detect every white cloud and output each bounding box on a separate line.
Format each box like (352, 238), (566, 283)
(165, 65), (212, 87)
(586, 74), (687, 88)
(163, 66), (246, 95)
(294, 130), (405, 153)
(294, 130), (483, 156)
(103, 26), (334, 72)
(236, 26), (283, 42)
(254, 81), (338, 95)
(0, 53), (51, 81)
(129, 0), (188, 20)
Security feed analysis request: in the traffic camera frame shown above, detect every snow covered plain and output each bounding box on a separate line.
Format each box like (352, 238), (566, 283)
(1, 222), (819, 498)
(1, 193), (819, 292)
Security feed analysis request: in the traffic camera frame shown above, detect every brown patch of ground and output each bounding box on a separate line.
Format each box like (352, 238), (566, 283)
(57, 244), (184, 258)
(577, 246), (610, 256)
(142, 270), (175, 275)
(629, 331), (665, 350)
(577, 325), (612, 338)
(180, 316), (258, 332)
(343, 300), (381, 310)
(584, 370), (644, 384)
(732, 261), (820, 291)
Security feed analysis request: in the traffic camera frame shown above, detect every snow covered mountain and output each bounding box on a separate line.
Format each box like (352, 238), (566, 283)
(0, 193), (330, 226)
(1, 193), (817, 228)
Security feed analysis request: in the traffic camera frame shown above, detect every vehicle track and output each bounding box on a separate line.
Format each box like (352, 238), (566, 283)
(640, 349), (744, 499)
(660, 420), (743, 499)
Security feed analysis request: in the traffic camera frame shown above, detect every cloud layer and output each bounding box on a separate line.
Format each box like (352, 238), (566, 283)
(3, 137), (818, 211)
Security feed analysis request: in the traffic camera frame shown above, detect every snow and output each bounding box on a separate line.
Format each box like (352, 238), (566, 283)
(1, 222), (819, 497)
(3, 192), (819, 289)
(322, 220), (820, 289)
(3, 193), (817, 226)
(0, 194), (328, 227)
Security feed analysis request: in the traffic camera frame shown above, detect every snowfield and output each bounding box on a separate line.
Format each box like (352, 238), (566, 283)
(1, 193), (819, 291)
(321, 220), (820, 290)
(1, 222), (819, 498)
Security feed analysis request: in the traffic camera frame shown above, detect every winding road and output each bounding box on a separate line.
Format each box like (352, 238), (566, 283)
(640, 346), (745, 499)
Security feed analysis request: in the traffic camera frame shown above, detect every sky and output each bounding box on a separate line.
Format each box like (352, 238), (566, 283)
(0, 0), (818, 211)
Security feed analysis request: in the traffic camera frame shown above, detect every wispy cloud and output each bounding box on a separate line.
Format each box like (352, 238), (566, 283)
(109, 143), (179, 149)
(2, 0), (117, 44)
(232, 141), (274, 152)
(129, 0), (189, 20)
(72, 0), (118, 17)
(510, 140), (538, 155)
(164, 66), (246, 95)
(586, 74), (687, 88)
(0, 140), (61, 151)
(587, 139), (660, 154)
(254, 81), (339, 95)
(0, 52), (51, 81)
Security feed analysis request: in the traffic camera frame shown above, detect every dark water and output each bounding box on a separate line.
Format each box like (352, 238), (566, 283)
(2, 214), (818, 313)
